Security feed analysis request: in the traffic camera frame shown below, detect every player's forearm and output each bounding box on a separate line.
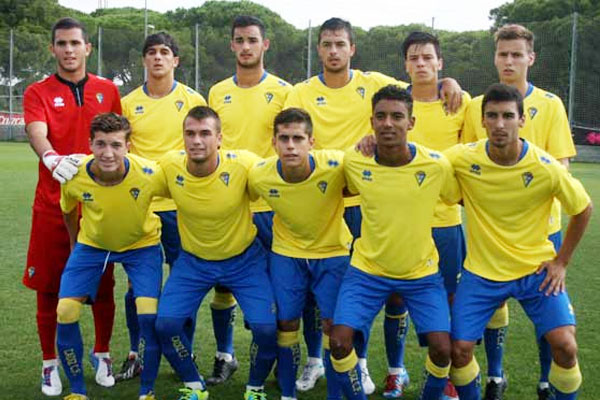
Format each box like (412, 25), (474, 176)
(26, 122), (52, 159)
(555, 203), (593, 266)
(63, 210), (79, 250)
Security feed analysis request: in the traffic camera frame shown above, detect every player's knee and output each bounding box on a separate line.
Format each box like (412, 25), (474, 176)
(155, 316), (186, 338)
(277, 319), (300, 332)
(427, 332), (451, 365)
(451, 340), (475, 368)
(329, 325), (354, 360)
(135, 297), (158, 315)
(547, 328), (578, 365)
(56, 298), (83, 323)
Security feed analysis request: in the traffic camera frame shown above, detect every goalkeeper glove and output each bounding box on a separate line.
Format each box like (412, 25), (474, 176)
(42, 150), (84, 184)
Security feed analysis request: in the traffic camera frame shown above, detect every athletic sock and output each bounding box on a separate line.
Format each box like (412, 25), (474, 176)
(57, 322), (86, 395)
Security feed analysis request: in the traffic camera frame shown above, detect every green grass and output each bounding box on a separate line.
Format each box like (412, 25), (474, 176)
(0, 142), (599, 399)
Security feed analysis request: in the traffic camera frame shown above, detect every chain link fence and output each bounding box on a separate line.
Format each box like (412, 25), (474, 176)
(1, 13), (599, 160)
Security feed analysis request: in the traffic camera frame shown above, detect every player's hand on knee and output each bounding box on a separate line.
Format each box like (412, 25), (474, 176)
(536, 259), (567, 296)
(43, 150), (84, 184)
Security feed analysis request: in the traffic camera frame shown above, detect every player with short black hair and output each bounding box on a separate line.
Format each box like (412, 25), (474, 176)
(24, 17), (121, 396)
(462, 24), (576, 400)
(155, 106), (278, 400)
(208, 14), (294, 386)
(118, 31), (207, 382)
(248, 107), (351, 400)
(447, 83), (592, 400)
(330, 85), (460, 400)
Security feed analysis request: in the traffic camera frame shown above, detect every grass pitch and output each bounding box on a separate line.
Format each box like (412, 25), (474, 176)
(0, 142), (598, 399)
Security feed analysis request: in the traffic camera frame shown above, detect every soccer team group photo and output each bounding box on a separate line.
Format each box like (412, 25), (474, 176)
(9, 4), (597, 400)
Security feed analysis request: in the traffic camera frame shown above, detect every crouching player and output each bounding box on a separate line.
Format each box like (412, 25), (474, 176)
(248, 108), (352, 400)
(446, 84), (592, 400)
(330, 85), (460, 400)
(155, 106), (277, 400)
(56, 113), (165, 400)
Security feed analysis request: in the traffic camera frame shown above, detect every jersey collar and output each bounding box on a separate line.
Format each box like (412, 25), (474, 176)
(485, 138), (529, 161)
(86, 157), (131, 184)
(374, 143), (417, 165)
(318, 70), (353, 86)
(55, 73), (89, 106)
(276, 154), (316, 181)
(233, 71), (268, 86)
(142, 80), (177, 96)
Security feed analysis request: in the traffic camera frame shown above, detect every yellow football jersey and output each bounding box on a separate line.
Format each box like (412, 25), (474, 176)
(209, 72), (291, 213)
(60, 154), (166, 252)
(159, 149), (260, 260)
(408, 91), (471, 227)
(209, 72), (291, 157)
(285, 70), (408, 207)
(344, 144), (460, 279)
(248, 150), (352, 258)
(445, 140), (590, 281)
(462, 85), (576, 234)
(122, 82), (207, 212)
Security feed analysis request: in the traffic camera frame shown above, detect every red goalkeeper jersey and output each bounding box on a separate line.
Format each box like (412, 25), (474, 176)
(24, 73), (121, 214)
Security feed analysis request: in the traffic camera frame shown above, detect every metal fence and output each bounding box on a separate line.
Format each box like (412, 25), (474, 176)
(1, 13), (599, 157)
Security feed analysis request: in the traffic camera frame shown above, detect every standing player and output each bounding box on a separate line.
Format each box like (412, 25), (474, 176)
(381, 30), (470, 400)
(57, 113), (165, 400)
(284, 17), (463, 393)
(447, 83), (592, 400)
(248, 108), (352, 400)
(331, 85), (460, 400)
(207, 15), (291, 385)
(461, 25), (577, 400)
(155, 106), (277, 400)
(118, 31), (207, 381)
(23, 17), (120, 396)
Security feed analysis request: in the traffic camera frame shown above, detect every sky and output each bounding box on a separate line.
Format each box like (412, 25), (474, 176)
(58, 0), (509, 32)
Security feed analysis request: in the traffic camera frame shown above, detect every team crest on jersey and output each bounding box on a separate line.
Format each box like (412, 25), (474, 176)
(264, 92), (274, 104)
(142, 166), (154, 175)
(528, 107), (538, 120)
(175, 100), (184, 111)
(327, 159), (339, 167)
(220, 172), (230, 186)
(540, 156), (551, 164)
(522, 172), (534, 187)
(269, 188), (280, 198)
(129, 187), (140, 200)
(224, 95), (232, 104)
(53, 97), (65, 108)
(415, 171), (426, 186)
(362, 170), (373, 181)
(82, 192), (93, 202)
(135, 105), (144, 114)
(317, 180), (328, 193)
(316, 96), (326, 106)
(356, 87), (366, 99)
(176, 175), (185, 186)
(28, 266), (35, 278)
(96, 93), (104, 104)
(469, 164), (481, 175)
